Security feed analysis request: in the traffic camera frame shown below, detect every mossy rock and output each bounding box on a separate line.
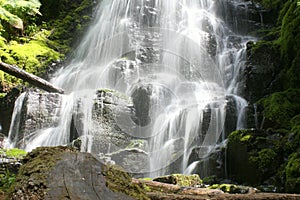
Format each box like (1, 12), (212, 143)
(102, 164), (149, 200)
(227, 130), (264, 185)
(258, 88), (300, 129)
(249, 148), (278, 174)
(11, 146), (76, 198)
(1, 148), (27, 159)
(10, 146), (142, 199)
(285, 152), (300, 193)
(153, 174), (202, 187)
(208, 184), (252, 194)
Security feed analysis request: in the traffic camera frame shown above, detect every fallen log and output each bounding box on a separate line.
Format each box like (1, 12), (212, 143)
(132, 179), (300, 200)
(0, 61), (64, 94)
(132, 178), (223, 196)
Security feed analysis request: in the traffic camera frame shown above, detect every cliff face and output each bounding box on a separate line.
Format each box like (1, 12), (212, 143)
(245, 0), (300, 103)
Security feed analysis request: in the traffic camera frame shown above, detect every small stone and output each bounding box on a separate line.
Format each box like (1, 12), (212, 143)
(28, 181), (34, 186)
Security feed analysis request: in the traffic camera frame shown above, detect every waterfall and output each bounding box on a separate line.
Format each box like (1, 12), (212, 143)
(7, 0), (256, 177)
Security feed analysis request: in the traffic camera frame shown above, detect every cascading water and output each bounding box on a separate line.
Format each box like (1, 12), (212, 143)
(7, 0), (257, 177)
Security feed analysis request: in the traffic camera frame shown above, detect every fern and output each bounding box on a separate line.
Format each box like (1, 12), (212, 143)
(0, 0), (41, 30)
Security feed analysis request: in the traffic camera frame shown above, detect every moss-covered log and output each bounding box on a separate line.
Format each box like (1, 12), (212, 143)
(0, 62), (64, 94)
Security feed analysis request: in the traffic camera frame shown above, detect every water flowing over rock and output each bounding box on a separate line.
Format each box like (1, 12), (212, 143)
(7, 0), (265, 178)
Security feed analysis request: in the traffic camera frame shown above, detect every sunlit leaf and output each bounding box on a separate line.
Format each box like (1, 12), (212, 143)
(0, 6), (23, 29)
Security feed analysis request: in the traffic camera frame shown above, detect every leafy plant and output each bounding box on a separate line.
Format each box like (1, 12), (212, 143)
(0, 0), (41, 30)
(0, 170), (16, 191)
(5, 148), (27, 159)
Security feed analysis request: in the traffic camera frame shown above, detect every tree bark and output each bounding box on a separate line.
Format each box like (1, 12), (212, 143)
(0, 61), (64, 94)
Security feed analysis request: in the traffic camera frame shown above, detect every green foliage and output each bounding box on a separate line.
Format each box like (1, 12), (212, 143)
(276, 1), (300, 88)
(0, 92), (6, 98)
(0, 29), (62, 90)
(228, 130), (254, 144)
(0, 170), (16, 192)
(5, 148), (27, 159)
(43, 0), (94, 54)
(0, 0), (95, 92)
(153, 174), (202, 187)
(249, 149), (277, 171)
(209, 184), (250, 194)
(285, 152), (300, 193)
(259, 89), (300, 129)
(0, 0), (41, 33)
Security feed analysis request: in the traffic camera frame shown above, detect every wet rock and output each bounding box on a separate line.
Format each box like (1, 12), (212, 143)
(80, 89), (135, 154)
(226, 130), (262, 185)
(107, 148), (149, 176)
(0, 87), (21, 136)
(224, 96), (238, 137)
(215, 1), (265, 35)
(242, 41), (281, 103)
(187, 144), (226, 180)
(9, 89), (63, 148)
(131, 85), (152, 126)
(208, 184), (258, 194)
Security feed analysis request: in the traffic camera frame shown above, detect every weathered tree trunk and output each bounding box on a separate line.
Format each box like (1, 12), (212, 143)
(0, 61), (64, 94)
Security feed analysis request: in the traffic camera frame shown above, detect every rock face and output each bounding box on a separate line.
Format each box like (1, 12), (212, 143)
(77, 89), (135, 154)
(226, 129), (300, 193)
(10, 146), (148, 200)
(215, 1), (265, 35)
(8, 89), (150, 175)
(0, 88), (21, 136)
(8, 89), (63, 148)
(242, 41), (281, 103)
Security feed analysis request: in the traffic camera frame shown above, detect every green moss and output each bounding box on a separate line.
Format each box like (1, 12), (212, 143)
(285, 152), (300, 193)
(291, 115), (300, 127)
(102, 164), (149, 200)
(141, 177), (153, 181)
(209, 184), (250, 194)
(152, 174), (202, 187)
(228, 130), (255, 144)
(258, 88), (300, 129)
(45, 0), (94, 54)
(5, 148), (27, 159)
(126, 140), (146, 149)
(0, 29), (62, 91)
(10, 146), (75, 197)
(202, 175), (218, 185)
(0, 0), (95, 92)
(277, 1), (300, 88)
(241, 135), (251, 142)
(249, 148), (277, 171)
(0, 93), (6, 98)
